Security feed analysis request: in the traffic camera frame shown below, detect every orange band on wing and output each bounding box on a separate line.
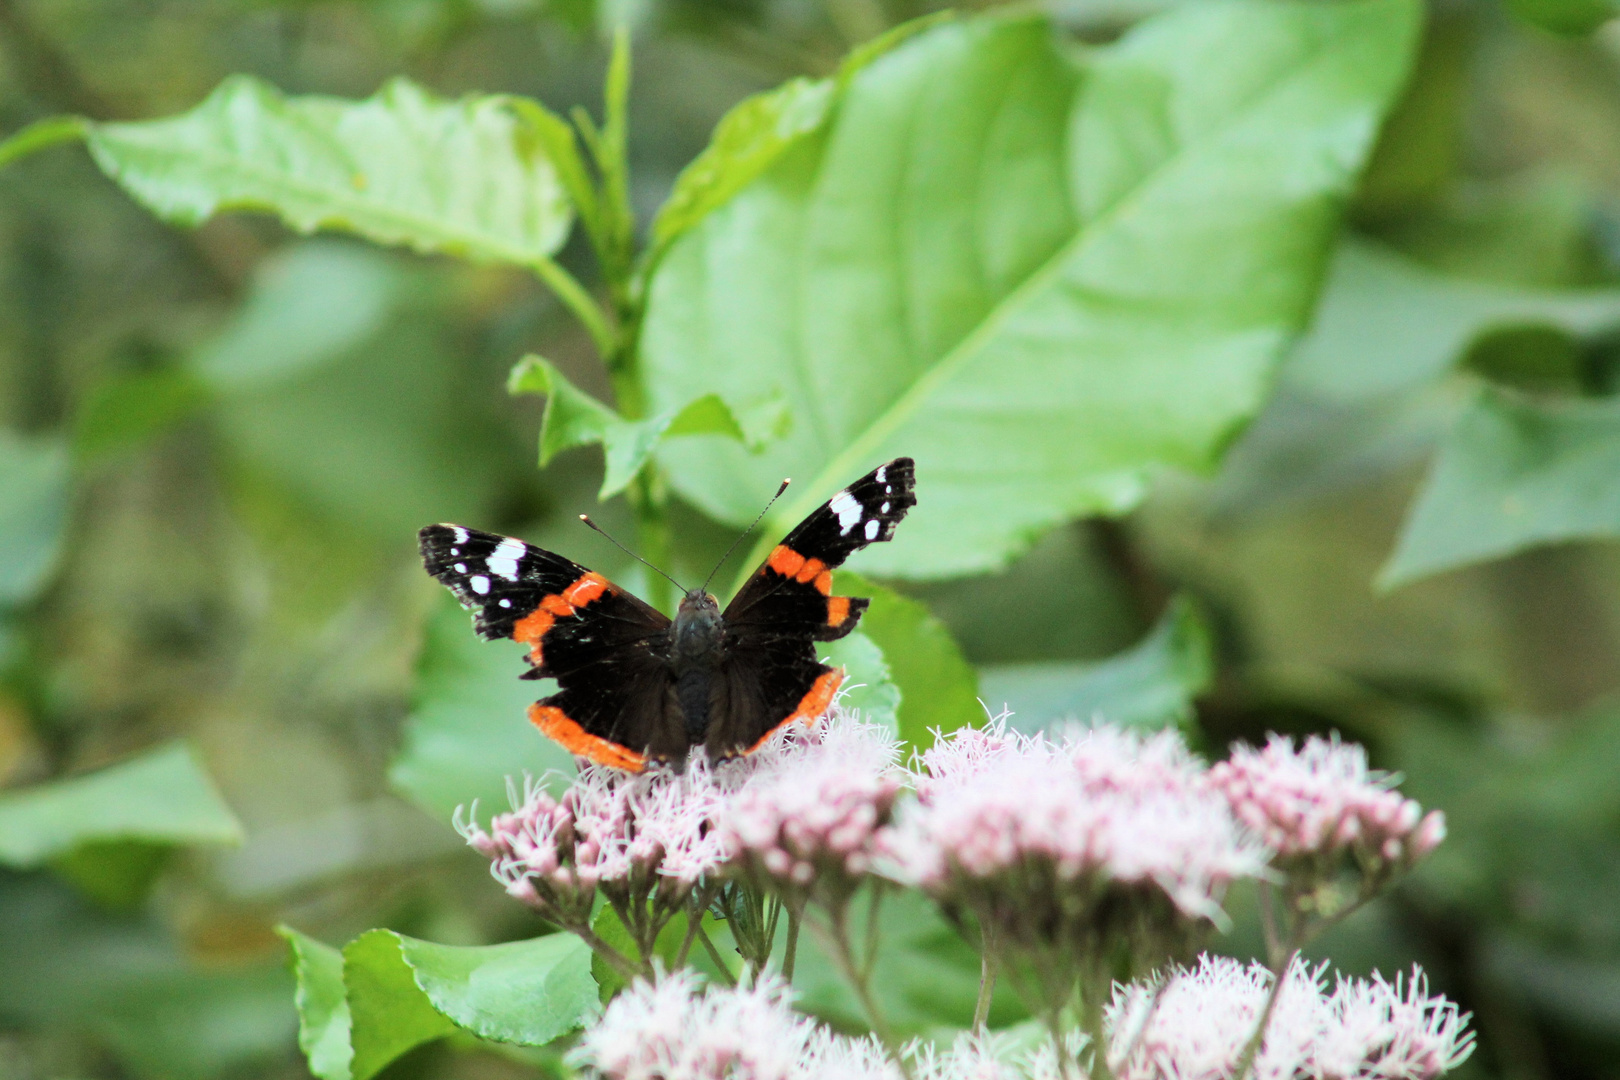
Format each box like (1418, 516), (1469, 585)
(745, 668), (845, 755)
(768, 545), (806, 578)
(794, 557), (825, 584)
(827, 595), (851, 627)
(812, 570), (833, 596)
(512, 608), (556, 665)
(529, 703), (646, 772)
(513, 573), (612, 668)
(563, 571), (610, 607)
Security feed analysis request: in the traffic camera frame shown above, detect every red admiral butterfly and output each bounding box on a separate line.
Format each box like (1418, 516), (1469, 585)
(419, 458), (916, 771)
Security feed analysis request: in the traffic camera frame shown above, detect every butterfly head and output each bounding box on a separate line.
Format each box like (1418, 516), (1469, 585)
(673, 588), (724, 664)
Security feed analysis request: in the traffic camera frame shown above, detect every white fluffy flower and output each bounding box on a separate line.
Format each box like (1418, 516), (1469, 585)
(1210, 735), (1445, 868)
(574, 970), (814, 1080)
(1106, 955), (1474, 1080)
(721, 711), (904, 901)
(892, 719), (1267, 923)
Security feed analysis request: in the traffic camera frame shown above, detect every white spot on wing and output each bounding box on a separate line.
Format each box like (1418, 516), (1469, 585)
(881, 501), (890, 513)
(454, 563), (467, 574)
(829, 490), (862, 534)
(864, 518), (880, 540)
(488, 537), (525, 581)
(470, 575), (490, 595)
(875, 466), (886, 483)
(452, 527), (470, 544)
(499, 598), (512, 608)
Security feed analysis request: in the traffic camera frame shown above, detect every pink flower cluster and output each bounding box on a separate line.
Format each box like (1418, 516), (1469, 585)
(573, 970), (901, 1080)
(1107, 955), (1475, 1080)
(1210, 736), (1446, 868)
(454, 760), (732, 926)
(720, 716), (903, 905)
(891, 720), (1268, 923)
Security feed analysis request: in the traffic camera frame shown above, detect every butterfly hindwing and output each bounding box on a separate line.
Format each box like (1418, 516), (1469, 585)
(710, 457), (916, 757)
(418, 524), (678, 770)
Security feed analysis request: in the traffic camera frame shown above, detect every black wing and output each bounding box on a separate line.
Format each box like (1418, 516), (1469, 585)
(707, 457), (916, 758)
(419, 524), (679, 771)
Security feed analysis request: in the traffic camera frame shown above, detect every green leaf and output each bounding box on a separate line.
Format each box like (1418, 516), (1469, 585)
(1381, 388), (1620, 587)
(81, 76), (573, 268)
(837, 572), (982, 750)
(1505, 0), (1619, 35)
(822, 630), (902, 732)
(391, 593), (577, 821)
(343, 929), (597, 1080)
(647, 1), (1420, 581)
(0, 741), (242, 868)
(649, 14), (948, 258)
(0, 429), (71, 606)
(280, 927), (354, 1080)
(978, 596), (1214, 734)
(508, 355), (786, 498)
(343, 930), (459, 1080)
(1287, 240), (1620, 406)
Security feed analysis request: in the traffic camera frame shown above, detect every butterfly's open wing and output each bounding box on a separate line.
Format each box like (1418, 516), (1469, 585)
(419, 525), (679, 770)
(709, 458), (917, 758)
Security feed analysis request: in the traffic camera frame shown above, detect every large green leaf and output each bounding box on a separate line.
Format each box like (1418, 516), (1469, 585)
(648, 15), (947, 258)
(1382, 389), (1620, 587)
(821, 629), (901, 732)
(0, 429), (71, 605)
(838, 573), (982, 749)
(78, 76), (572, 268)
(645, 1), (1419, 582)
(391, 593), (577, 821)
(0, 741), (242, 868)
(979, 596), (1213, 734)
(342, 928), (596, 1080)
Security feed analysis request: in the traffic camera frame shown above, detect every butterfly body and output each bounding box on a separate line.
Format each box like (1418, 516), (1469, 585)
(419, 457), (915, 771)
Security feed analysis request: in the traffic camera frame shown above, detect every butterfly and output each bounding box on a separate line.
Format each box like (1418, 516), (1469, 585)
(419, 458), (916, 771)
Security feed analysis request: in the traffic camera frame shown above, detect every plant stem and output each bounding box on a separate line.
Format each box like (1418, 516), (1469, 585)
(529, 255), (616, 359)
(973, 948), (997, 1031)
(1232, 946), (1300, 1080)
(696, 924), (737, 987)
(782, 907), (802, 982)
(810, 911), (914, 1080)
(572, 925), (641, 983)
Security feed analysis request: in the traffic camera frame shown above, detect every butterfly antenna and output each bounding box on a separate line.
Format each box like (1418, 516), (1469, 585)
(702, 478), (791, 592)
(578, 515), (688, 593)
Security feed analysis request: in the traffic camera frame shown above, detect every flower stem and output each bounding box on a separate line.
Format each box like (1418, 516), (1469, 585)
(810, 910), (914, 1080)
(696, 923), (736, 987)
(973, 948), (997, 1031)
(572, 924), (641, 983)
(782, 907), (802, 982)
(1232, 946), (1299, 1080)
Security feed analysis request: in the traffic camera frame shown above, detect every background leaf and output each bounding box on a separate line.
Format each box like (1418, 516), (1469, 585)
(980, 596), (1213, 734)
(0, 429), (71, 606)
(0, 742), (242, 868)
(81, 76), (573, 268)
(647, 0), (1420, 582)
(1382, 388), (1620, 586)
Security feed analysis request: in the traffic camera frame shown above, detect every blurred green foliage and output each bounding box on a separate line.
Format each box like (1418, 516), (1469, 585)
(5, 0), (1620, 1078)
